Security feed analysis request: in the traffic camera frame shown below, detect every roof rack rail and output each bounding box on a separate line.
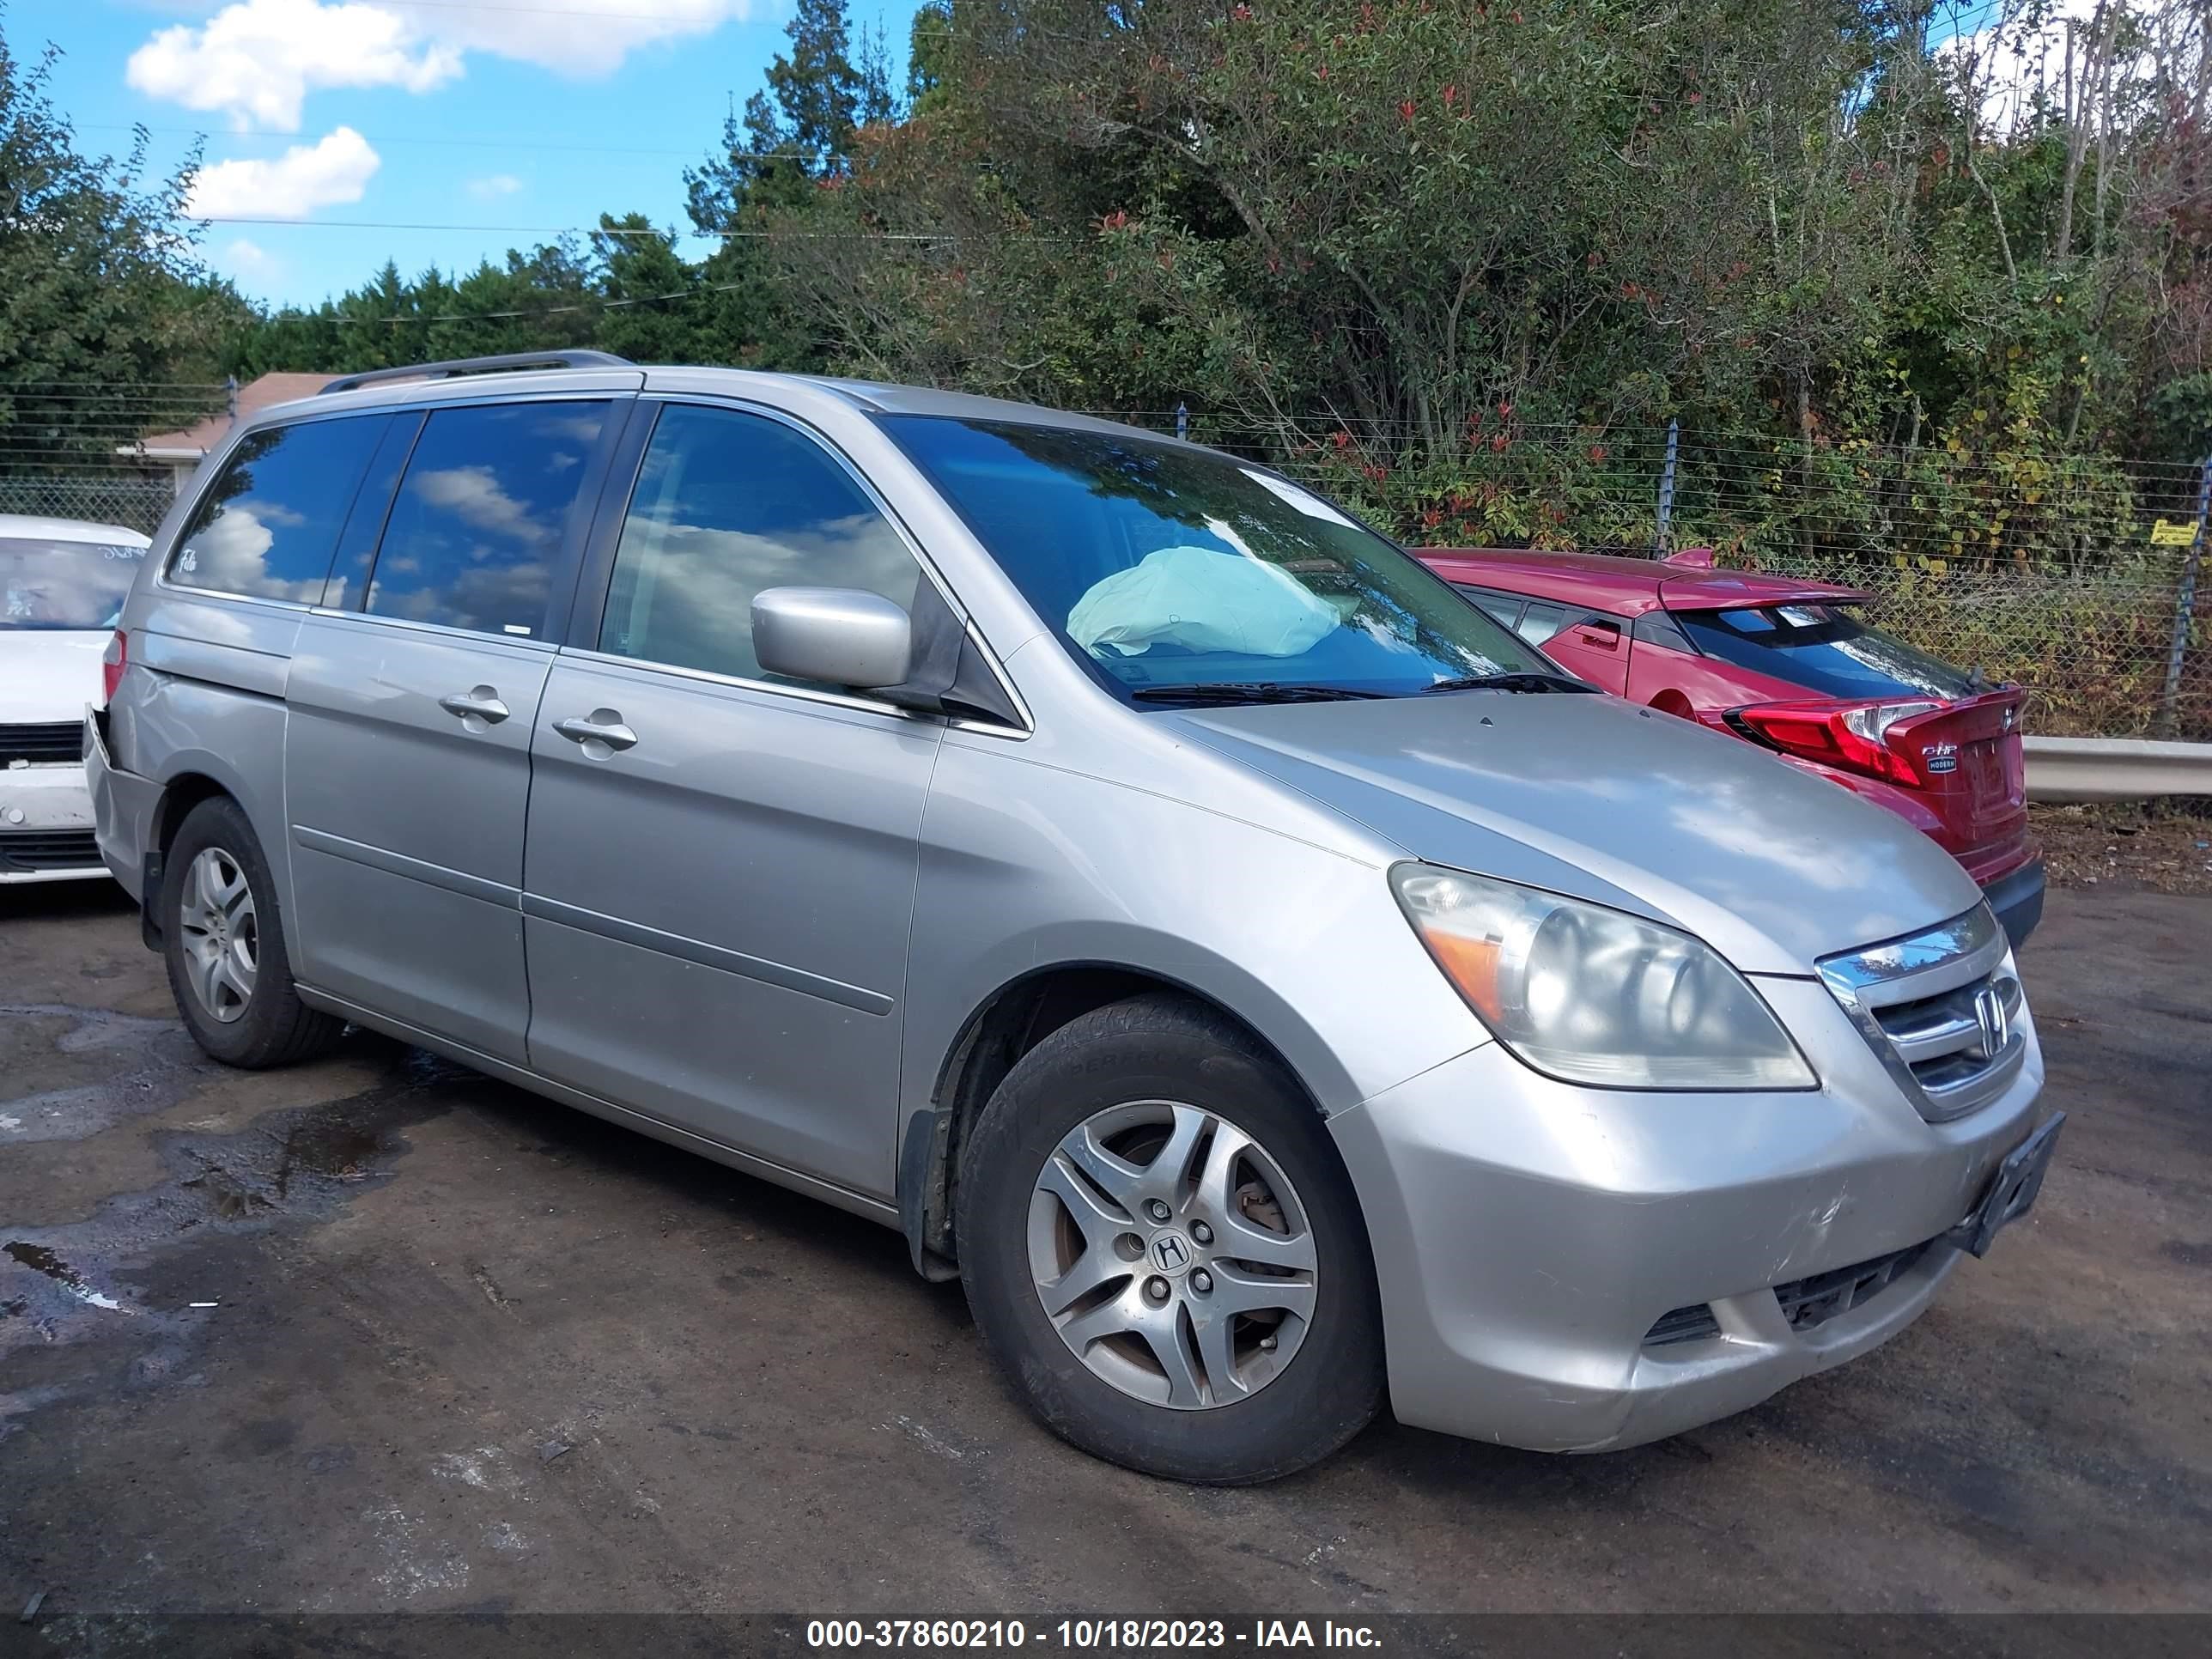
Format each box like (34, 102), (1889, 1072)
(320, 349), (633, 396)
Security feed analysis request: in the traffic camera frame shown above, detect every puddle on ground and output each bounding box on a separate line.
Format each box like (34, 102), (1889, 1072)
(3, 1241), (126, 1311)
(0, 1043), (475, 1427)
(0, 1003), (226, 1146)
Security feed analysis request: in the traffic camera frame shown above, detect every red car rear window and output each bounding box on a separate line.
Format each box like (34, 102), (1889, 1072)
(1675, 604), (1978, 701)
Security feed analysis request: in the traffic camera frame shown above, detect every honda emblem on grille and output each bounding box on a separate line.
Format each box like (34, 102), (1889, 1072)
(1971, 985), (2010, 1060)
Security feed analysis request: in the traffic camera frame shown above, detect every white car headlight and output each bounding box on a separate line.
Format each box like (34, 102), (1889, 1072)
(1390, 863), (1815, 1091)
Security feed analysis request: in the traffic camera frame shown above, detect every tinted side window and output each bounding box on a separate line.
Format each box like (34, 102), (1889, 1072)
(366, 400), (611, 637)
(599, 404), (921, 684)
(170, 416), (387, 601)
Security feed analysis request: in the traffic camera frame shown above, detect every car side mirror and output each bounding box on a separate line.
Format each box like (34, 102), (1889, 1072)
(751, 586), (914, 690)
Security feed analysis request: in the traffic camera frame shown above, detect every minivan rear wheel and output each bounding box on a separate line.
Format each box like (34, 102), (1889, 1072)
(161, 796), (343, 1068)
(956, 993), (1384, 1483)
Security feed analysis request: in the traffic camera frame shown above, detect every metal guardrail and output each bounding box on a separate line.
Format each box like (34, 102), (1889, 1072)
(2024, 737), (2212, 802)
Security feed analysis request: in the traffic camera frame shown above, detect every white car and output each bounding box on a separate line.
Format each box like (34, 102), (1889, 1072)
(2, 513), (152, 884)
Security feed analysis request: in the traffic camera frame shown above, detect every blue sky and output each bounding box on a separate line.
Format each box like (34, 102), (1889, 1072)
(18, 0), (921, 309)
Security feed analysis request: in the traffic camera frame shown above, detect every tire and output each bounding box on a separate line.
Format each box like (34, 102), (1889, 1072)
(957, 992), (1384, 1484)
(161, 795), (343, 1069)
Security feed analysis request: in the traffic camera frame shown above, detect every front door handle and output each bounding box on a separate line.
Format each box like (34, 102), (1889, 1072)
(438, 686), (510, 726)
(552, 710), (639, 755)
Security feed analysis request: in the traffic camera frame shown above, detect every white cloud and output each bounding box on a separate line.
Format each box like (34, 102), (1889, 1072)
(129, 0), (461, 131)
(1936, 0), (2130, 137)
(466, 173), (523, 200)
(414, 465), (553, 546)
(186, 127), (381, 219)
(127, 0), (758, 132)
(218, 237), (279, 277)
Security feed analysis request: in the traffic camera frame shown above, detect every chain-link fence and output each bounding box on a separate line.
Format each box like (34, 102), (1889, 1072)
(0, 474), (179, 536)
(1110, 410), (2210, 744)
(0, 380), (223, 535)
(3, 386), (2204, 740)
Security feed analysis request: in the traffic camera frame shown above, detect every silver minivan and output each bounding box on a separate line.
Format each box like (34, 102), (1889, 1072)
(88, 352), (2061, 1483)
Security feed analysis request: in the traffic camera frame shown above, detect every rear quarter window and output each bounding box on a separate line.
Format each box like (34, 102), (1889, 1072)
(169, 416), (389, 602)
(1450, 585), (1525, 630)
(1675, 603), (1977, 700)
(1513, 600), (1571, 646)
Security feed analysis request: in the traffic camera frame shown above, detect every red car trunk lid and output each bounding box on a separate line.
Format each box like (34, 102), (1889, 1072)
(1887, 690), (2028, 848)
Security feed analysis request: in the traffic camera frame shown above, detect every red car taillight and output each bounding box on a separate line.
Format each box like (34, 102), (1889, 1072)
(1726, 698), (1942, 787)
(101, 629), (128, 703)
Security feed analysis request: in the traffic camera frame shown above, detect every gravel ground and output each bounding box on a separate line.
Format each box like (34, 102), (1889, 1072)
(2033, 801), (2212, 896)
(2, 879), (2208, 1627)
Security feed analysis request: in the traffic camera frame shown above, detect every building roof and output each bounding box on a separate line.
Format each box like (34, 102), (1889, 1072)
(122, 373), (331, 460)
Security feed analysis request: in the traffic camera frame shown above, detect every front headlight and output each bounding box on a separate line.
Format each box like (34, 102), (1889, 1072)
(1390, 863), (1815, 1091)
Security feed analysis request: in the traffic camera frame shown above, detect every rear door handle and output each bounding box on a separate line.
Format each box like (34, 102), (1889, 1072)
(552, 710), (639, 754)
(438, 686), (510, 725)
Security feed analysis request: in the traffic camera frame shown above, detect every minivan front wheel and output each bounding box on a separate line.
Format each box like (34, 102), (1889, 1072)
(161, 796), (343, 1068)
(957, 994), (1383, 1483)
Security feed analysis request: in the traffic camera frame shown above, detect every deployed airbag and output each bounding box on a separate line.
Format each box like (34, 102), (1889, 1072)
(1066, 545), (1338, 659)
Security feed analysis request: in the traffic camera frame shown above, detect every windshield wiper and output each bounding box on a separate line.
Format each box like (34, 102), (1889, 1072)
(1128, 682), (1388, 705)
(1419, 672), (1596, 695)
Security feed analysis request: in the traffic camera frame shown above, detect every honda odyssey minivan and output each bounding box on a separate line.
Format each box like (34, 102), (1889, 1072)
(88, 353), (2062, 1483)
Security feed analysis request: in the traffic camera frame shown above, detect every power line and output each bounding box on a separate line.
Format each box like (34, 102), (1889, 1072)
(254, 276), (755, 326)
(80, 123), (837, 163)
(333, 0), (949, 26)
(58, 0), (947, 40)
(199, 217), (1066, 242)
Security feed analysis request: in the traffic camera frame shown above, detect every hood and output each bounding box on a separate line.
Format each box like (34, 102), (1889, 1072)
(0, 631), (106, 725)
(1173, 693), (1982, 975)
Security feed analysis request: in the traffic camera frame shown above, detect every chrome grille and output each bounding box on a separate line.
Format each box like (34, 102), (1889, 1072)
(1818, 904), (2026, 1122)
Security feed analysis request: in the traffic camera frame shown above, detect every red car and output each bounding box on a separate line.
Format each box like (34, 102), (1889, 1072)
(1417, 547), (2044, 947)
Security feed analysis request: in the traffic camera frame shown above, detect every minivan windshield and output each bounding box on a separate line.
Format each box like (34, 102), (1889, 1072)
(1, 537), (146, 631)
(882, 416), (1553, 700)
(1675, 603), (1978, 702)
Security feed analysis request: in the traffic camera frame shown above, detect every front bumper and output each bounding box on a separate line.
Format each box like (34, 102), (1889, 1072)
(0, 752), (104, 884)
(1329, 975), (2048, 1453)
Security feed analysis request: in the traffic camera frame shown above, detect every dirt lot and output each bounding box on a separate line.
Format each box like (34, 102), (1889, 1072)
(2032, 801), (2212, 896)
(3, 876), (2209, 1624)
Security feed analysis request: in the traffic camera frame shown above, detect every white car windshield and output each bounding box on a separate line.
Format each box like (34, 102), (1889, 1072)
(0, 537), (146, 631)
(882, 416), (1559, 701)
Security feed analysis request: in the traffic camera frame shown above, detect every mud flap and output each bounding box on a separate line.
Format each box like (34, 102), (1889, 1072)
(897, 1107), (961, 1283)
(140, 849), (165, 952)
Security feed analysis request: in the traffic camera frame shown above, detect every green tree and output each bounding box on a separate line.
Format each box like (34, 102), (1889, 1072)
(762, 0), (866, 164)
(907, 0), (954, 113)
(0, 19), (244, 469)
